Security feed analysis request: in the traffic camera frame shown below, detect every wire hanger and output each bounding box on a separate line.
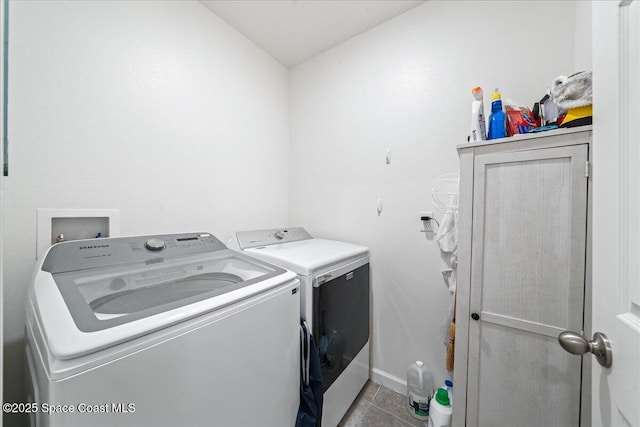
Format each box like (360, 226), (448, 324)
(432, 172), (459, 217)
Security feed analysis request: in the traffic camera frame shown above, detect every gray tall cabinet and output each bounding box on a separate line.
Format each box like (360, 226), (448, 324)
(452, 127), (592, 427)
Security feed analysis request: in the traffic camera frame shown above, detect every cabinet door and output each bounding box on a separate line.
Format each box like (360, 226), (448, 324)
(466, 145), (588, 427)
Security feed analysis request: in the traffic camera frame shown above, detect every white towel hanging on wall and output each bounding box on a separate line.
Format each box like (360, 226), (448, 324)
(434, 190), (459, 351)
(436, 196), (458, 294)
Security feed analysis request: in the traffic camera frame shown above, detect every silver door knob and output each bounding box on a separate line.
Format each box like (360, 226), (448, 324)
(558, 331), (612, 368)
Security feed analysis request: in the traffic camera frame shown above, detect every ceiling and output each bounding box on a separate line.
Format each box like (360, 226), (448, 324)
(200, 0), (426, 68)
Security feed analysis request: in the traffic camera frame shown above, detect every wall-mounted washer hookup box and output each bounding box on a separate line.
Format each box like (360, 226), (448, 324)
(37, 209), (120, 260)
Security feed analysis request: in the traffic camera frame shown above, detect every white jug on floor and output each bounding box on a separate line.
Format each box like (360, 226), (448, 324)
(407, 360), (434, 421)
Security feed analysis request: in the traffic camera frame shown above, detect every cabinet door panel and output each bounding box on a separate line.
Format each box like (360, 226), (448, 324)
(482, 156), (574, 327)
(466, 145), (588, 427)
(476, 323), (582, 427)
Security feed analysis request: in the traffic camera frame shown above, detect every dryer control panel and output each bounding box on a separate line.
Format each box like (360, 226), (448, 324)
(42, 232), (226, 274)
(236, 227), (312, 250)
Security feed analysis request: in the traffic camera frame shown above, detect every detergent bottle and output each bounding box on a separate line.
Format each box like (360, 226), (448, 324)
(428, 387), (453, 427)
(487, 88), (506, 140)
(444, 379), (453, 404)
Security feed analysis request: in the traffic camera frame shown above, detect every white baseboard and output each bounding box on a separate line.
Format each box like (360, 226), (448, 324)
(370, 367), (406, 396)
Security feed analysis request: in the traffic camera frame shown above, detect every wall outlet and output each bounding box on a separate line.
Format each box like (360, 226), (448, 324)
(420, 211), (435, 233)
(420, 211), (434, 220)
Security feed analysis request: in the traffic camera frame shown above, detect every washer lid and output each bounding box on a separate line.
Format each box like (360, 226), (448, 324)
(244, 238), (369, 276)
(51, 249), (288, 333)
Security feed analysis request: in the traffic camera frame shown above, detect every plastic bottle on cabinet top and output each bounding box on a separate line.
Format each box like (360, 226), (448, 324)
(470, 86), (486, 142)
(427, 388), (453, 427)
(487, 88), (506, 140)
(407, 360), (434, 421)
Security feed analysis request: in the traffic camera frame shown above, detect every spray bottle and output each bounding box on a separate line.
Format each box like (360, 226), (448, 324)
(470, 87), (486, 142)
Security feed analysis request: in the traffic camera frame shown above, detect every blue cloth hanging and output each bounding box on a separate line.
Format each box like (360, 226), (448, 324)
(296, 320), (323, 427)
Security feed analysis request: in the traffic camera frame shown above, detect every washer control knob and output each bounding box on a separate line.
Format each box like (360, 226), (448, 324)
(145, 238), (166, 251)
(274, 231), (285, 240)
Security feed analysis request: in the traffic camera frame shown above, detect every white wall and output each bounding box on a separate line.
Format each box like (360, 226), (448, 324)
(3, 1), (289, 422)
(290, 0), (578, 392)
(574, 0), (593, 72)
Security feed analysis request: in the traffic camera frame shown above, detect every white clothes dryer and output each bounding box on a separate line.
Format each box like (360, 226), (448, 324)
(26, 232), (300, 427)
(231, 228), (370, 427)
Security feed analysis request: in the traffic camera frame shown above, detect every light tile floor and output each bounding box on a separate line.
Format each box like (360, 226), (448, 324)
(338, 381), (428, 427)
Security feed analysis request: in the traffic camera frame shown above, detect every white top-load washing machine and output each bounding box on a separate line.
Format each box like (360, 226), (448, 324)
(231, 228), (369, 427)
(26, 232), (300, 427)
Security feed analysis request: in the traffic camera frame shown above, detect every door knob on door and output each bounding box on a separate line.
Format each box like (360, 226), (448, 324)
(558, 331), (612, 368)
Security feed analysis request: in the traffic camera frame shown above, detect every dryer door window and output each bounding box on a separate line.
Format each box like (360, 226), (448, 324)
(313, 263), (369, 393)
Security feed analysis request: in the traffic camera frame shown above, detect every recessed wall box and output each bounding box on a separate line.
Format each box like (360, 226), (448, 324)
(36, 209), (120, 259)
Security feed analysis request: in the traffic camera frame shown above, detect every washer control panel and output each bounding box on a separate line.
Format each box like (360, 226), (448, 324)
(42, 232), (226, 274)
(236, 227), (312, 250)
